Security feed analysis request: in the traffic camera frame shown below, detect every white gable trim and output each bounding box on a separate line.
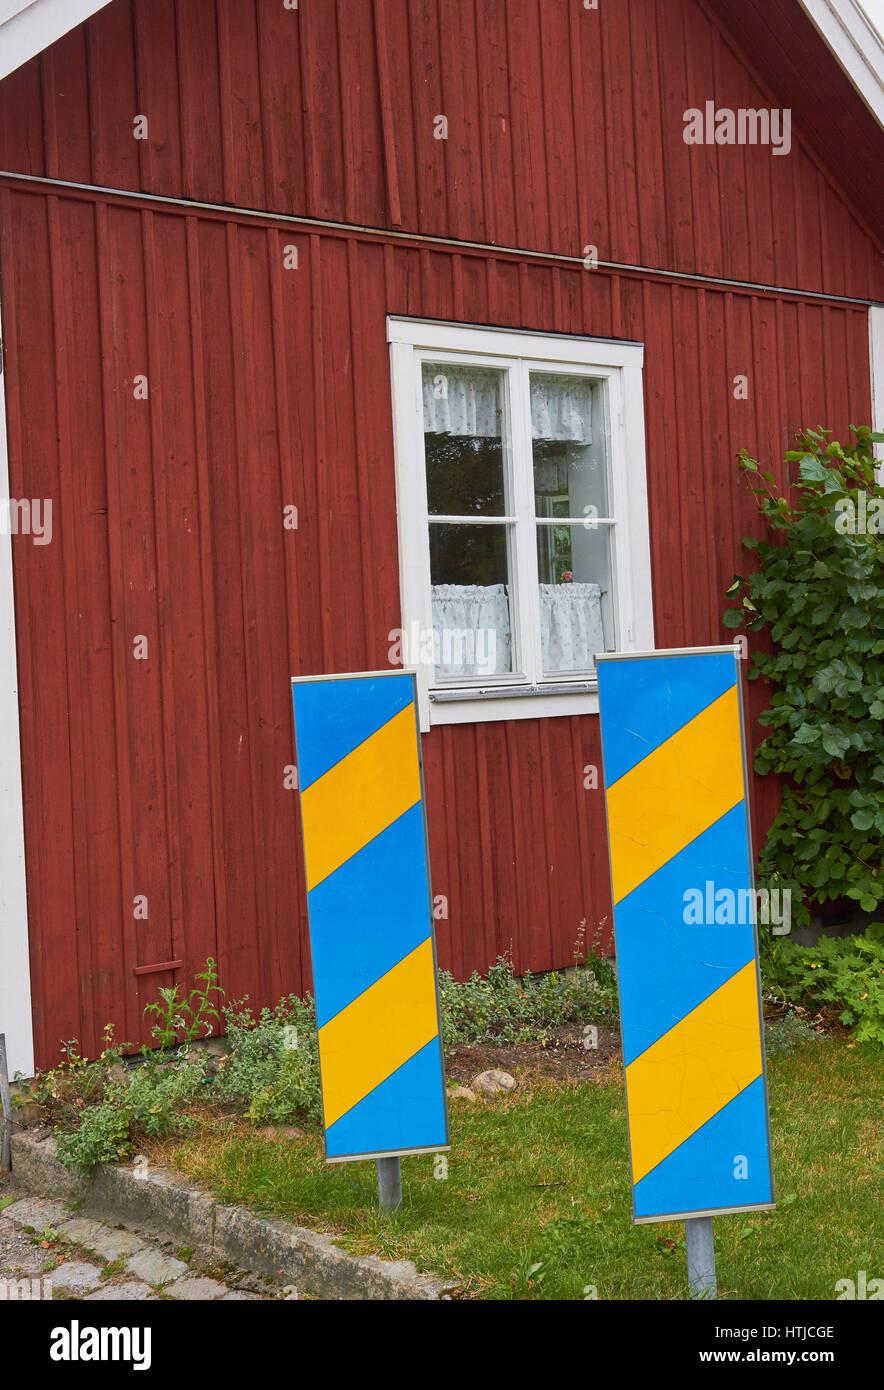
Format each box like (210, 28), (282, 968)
(798, 0), (884, 126)
(0, 0), (113, 82)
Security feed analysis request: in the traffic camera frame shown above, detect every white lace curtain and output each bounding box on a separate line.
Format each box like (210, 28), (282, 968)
(539, 583), (603, 673)
(431, 584), (512, 679)
(423, 366), (502, 437)
(422, 366), (593, 443)
(531, 375), (593, 444)
(430, 581), (603, 679)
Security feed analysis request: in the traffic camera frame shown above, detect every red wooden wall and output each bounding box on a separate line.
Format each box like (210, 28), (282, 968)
(0, 0), (881, 1066)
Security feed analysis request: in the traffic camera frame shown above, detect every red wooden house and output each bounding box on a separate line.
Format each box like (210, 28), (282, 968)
(0, 0), (882, 1076)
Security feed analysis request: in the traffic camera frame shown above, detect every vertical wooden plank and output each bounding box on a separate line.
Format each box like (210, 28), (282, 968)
(681, 0), (724, 277)
(175, 0), (225, 203)
(475, 0), (517, 249)
(185, 215), (230, 989)
(505, 0), (550, 251)
(297, 0), (346, 220)
(41, 31), (92, 185)
(1, 190), (80, 1063)
(87, 1), (140, 191)
(93, 200), (148, 1045)
(336, 0), (386, 226)
(216, 0), (266, 210)
(347, 238), (401, 664)
(257, 0), (308, 216)
(437, 0), (485, 242)
(407, 0), (448, 234)
(628, 0), (668, 271)
(372, 0), (403, 225)
(141, 210), (187, 980)
(0, 60), (44, 176)
(132, 0), (184, 198)
(600, 0), (641, 268)
(654, 0), (695, 272)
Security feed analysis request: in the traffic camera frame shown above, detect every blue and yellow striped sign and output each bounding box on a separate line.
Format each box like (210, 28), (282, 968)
(291, 670), (449, 1163)
(596, 648), (774, 1224)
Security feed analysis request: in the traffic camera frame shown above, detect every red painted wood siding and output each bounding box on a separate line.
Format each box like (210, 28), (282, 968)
(0, 0), (882, 296)
(0, 0), (879, 1065)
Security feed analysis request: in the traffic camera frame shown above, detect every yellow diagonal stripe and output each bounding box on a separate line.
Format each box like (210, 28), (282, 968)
(318, 938), (439, 1129)
(625, 961), (762, 1183)
(606, 686), (744, 904)
(300, 704), (421, 891)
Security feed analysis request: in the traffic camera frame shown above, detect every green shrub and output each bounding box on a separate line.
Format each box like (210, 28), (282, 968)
(36, 948), (618, 1168)
(215, 994), (322, 1126)
(41, 961), (221, 1173)
(53, 1061), (204, 1172)
(723, 426), (884, 926)
(28, 1027), (125, 1130)
(762, 924), (884, 1046)
(762, 1008), (826, 1057)
(437, 950), (615, 1050)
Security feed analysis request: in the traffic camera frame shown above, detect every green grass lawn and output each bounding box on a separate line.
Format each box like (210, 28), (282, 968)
(157, 1038), (883, 1300)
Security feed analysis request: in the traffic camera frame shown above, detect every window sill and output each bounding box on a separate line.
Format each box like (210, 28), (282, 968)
(426, 681), (600, 728)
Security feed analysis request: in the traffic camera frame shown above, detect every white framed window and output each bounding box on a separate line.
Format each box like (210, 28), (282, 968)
(388, 317), (654, 730)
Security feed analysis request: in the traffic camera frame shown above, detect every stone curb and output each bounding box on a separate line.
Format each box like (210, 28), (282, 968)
(9, 1132), (450, 1301)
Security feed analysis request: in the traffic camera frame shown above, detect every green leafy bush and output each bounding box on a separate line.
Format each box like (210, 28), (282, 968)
(438, 949), (615, 1050)
(762, 924), (884, 1046)
(762, 1008), (825, 1057)
(215, 994), (322, 1126)
(142, 957), (223, 1059)
(34, 949), (617, 1168)
(27, 1028), (125, 1131)
(724, 427), (884, 925)
(37, 961), (222, 1172)
(54, 1061), (204, 1171)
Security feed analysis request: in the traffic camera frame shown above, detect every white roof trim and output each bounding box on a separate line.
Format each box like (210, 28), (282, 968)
(0, 0), (112, 82)
(798, 0), (884, 125)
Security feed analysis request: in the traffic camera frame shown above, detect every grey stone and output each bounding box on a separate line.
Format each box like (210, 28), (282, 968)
(1, 1197), (72, 1231)
(470, 1069), (517, 1097)
(86, 1229), (145, 1262)
(56, 1218), (106, 1245)
(93, 1162), (217, 1250)
(125, 1248), (188, 1286)
(83, 1281), (155, 1301)
(165, 1275), (228, 1300)
(51, 1261), (103, 1293)
(7, 1139), (93, 1205)
(212, 1203), (446, 1301)
(220, 1290), (262, 1300)
(447, 1086), (477, 1102)
(10, 1131), (454, 1301)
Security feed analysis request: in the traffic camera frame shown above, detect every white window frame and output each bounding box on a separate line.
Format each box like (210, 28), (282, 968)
(388, 317), (654, 730)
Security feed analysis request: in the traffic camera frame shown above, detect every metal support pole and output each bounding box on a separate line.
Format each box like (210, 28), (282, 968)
(376, 1156), (402, 1211)
(0, 1034), (13, 1174)
(685, 1216), (717, 1299)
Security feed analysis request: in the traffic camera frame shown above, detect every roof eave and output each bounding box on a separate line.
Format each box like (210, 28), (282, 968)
(797, 0), (884, 126)
(0, 0), (113, 83)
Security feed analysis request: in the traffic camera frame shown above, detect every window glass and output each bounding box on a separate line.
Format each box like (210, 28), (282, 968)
(531, 373), (608, 520)
(536, 523), (612, 674)
(423, 363), (514, 680)
(423, 364), (506, 515)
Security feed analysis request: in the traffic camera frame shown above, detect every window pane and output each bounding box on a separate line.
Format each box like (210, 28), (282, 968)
(531, 373), (608, 520)
(423, 363), (506, 516)
(430, 522), (513, 679)
(536, 523), (612, 674)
